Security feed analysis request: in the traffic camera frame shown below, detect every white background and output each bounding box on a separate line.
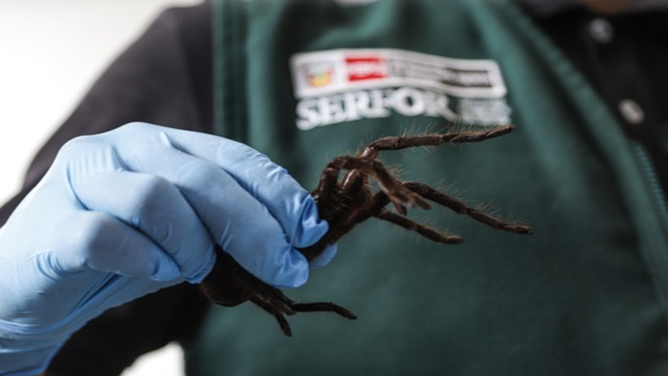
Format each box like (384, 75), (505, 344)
(0, 1), (203, 375)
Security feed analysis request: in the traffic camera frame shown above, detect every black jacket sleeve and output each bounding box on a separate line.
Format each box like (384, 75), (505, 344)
(0, 3), (214, 375)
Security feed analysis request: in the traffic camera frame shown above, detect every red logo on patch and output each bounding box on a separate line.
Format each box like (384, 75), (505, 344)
(345, 56), (387, 82)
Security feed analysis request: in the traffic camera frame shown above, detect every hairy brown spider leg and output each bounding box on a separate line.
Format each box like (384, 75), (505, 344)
(403, 182), (533, 235)
(311, 164), (373, 217)
(253, 297), (357, 337)
(359, 124), (517, 159)
(311, 166), (341, 217)
(299, 170), (370, 261)
(376, 209), (465, 244)
(201, 250), (357, 337)
(247, 269), (357, 337)
(249, 294), (294, 336)
(369, 182), (532, 242)
(355, 189), (463, 244)
(323, 155), (430, 215)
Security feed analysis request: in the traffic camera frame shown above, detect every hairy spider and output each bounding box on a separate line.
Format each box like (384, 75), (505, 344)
(199, 124), (532, 336)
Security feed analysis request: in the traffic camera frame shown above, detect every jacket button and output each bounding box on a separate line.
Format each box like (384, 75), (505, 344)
(618, 99), (645, 125)
(589, 18), (614, 43)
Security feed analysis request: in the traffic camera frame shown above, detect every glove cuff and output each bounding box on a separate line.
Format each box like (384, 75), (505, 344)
(0, 319), (66, 376)
(0, 344), (62, 376)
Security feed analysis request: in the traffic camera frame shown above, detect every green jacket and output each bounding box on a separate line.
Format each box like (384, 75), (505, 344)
(188, 0), (668, 374)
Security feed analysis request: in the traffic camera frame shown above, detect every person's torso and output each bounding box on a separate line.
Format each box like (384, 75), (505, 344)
(187, 1), (668, 374)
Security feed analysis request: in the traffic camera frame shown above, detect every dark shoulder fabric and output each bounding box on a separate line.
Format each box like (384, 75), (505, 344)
(0, 3), (213, 375)
(526, 6), (668, 194)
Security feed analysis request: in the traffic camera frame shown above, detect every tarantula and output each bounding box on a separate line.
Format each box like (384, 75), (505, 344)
(199, 124), (532, 336)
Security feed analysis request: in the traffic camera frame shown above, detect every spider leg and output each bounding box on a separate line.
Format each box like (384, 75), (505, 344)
(403, 182), (533, 234)
(325, 155), (430, 215)
(203, 252), (356, 337)
(250, 291), (357, 337)
(291, 302), (358, 320)
(250, 294), (295, 336)
(360, 124), (516, 159)
(311, 165), (342, 215)
(376, 209), (464, 244)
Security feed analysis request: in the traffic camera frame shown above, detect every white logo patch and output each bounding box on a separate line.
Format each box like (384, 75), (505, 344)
(290, 48), (512, 130)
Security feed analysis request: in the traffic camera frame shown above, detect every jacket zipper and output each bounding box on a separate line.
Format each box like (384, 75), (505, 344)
(634, 142), (668, 228)
(631, 141), (668, 325)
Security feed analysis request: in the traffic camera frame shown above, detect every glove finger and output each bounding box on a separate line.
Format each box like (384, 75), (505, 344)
(309, 243), (338, 269)
(109, 139), (311, 288)
(70, 171), (215, 283)
(51, 210), (182, 282)
(116, 123), (329, 249)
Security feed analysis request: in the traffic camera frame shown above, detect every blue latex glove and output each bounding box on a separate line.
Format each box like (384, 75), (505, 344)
(0, 122), (334, 375)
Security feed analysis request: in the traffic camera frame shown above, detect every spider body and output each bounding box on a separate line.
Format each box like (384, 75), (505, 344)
(200, 124), (532, 336)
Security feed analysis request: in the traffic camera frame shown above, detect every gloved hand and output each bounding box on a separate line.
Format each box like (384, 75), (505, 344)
(0, 122), (333, 375)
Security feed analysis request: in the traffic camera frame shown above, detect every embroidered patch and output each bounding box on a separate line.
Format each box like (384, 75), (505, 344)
(290, 48), (511, 130)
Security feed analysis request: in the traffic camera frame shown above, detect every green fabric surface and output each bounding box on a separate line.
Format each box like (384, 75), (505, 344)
(189, 0), (668, 374)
